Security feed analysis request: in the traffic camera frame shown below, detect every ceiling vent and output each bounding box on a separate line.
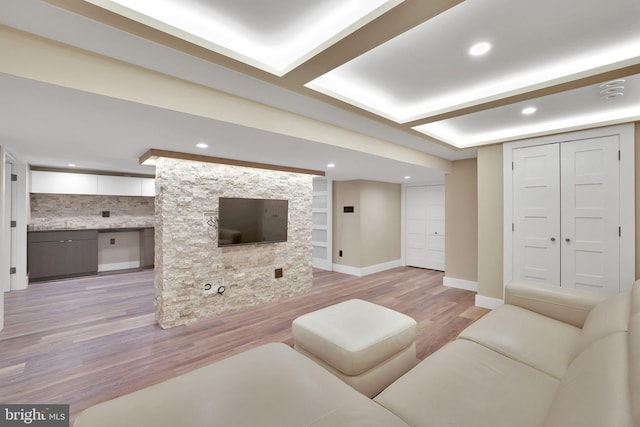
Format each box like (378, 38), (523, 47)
(599, 79), (625, 100)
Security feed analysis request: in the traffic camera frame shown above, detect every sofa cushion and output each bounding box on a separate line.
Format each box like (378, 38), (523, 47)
(629, 314), (640, 426)
(505, 280), (606, 327)
(375, 339), (559, 427)
(74, 343), (410, 427)
(543, 332), (633, 427)
(458, 304), (581, 379)
(632, 281), (640, 317)
(570, 290), (630, 359)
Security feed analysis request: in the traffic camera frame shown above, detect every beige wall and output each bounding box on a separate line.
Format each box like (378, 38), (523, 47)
(636, 122), (640, 279)
(477, 145), (504, 300)
(333, 181), (362, 267)
(333, 180), (401, 269)
(444, 158), (478, 282)
(360, 181), (402, 266)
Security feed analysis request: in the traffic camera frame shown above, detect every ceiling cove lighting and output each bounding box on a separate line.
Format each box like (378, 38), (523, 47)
(469, 42), (492, 56)
(414, 104), (640, 148)
(521, 106), (537, 115)
(84, 0), (403, 76)
(196, 143), (209, 149)
(307, 38), (640, 123)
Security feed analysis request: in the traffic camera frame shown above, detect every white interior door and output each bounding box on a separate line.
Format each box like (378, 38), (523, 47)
(425, 185), (445, 271)
(513, 137), (621, 293)
(406, 185), (445, 271)
(406, 186), (428, 269)
(3, 161), (13, 292)
(513, 144), (560, 284)
(560, 137), (619, 293)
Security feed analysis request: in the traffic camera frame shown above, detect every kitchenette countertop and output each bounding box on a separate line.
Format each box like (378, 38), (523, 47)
(28, 225), (154, 232)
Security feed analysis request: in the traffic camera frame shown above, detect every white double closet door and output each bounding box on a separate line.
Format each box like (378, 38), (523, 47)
(513, 136), (620, 294)
(406, 185), (445, 271)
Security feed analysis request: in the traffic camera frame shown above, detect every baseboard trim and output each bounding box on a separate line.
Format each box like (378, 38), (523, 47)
(333, 259), (402, 277)
(443, 277), (478, 292)
(475, 295), (504, 310)
(98, 261), (141, 273)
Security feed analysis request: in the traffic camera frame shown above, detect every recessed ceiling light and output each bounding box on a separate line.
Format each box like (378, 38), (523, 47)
(196, 143), (208, 149)
(68, 163), (77, 167)
(469, 42), (491, 56)
(521, 107), (537, 115)
(404, 176), (411, 180)
(327, 163), (336, 168)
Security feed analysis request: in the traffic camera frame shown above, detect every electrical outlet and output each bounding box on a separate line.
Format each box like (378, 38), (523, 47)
(203, 283), (213, 296)
(204, 277), (224, 296)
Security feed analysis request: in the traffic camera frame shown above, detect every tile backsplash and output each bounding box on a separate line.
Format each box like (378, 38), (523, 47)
(29, 194), (155, 230)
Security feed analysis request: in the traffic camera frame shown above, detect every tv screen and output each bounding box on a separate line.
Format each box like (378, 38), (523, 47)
(218, 197), (288, 247)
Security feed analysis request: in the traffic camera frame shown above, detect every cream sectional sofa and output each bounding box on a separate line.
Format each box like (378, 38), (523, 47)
(75, 280), (640, 427)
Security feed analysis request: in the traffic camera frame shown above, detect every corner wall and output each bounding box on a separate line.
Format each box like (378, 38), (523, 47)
(444, 158), (478, 283)
(636, 122), (640, 279)
(477, 145), (504, 300)
(154, 158), (313, 328)
(333, 180), (401, 274)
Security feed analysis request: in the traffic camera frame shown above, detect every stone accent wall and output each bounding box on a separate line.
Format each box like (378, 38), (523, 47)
(29, 194), (154, 230)
(154, 158), (313, 328)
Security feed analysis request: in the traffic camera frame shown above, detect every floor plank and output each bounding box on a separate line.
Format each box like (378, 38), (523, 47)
(0, 267), (487, 423)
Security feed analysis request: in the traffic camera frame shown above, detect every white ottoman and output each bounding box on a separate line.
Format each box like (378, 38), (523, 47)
(292, 299), (417, 397)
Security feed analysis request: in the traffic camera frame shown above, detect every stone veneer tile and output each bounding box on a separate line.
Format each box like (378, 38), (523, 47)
(29, 194), (155, 230)
(154, 158), (314, 328)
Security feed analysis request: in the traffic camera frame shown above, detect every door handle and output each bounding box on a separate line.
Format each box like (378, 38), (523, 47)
(550, 237), (556, 242)
(565, 238), (571, 243)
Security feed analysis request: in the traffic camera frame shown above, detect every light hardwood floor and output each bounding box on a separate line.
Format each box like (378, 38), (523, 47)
(0, 267), (488, 423)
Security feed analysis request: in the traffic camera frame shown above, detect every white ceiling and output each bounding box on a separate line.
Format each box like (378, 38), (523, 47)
(1, 0), (639, 182)
(309, 0), (640, 124)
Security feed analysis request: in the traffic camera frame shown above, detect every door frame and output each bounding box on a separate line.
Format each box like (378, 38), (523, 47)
(503, 123), (635, 293)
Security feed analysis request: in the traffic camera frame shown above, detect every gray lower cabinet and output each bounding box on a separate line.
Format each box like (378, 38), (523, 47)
(139, 227), (155, 269)
(28, 230), (98, 281)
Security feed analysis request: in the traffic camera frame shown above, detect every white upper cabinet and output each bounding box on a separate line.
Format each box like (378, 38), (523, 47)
(141, 178), (155, 197)
(30, 170), (155, 197)
(97, 175), (142, 196)
(30, 171), (98, 195)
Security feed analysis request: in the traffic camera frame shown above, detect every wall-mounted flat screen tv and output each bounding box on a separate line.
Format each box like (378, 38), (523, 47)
(218, 197), (288, 247)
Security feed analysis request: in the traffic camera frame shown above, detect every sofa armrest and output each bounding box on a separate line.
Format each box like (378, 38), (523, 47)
(505, 280), (607, 328)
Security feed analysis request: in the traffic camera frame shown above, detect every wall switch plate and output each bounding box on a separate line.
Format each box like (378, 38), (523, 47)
(275, 268), (283, 279)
